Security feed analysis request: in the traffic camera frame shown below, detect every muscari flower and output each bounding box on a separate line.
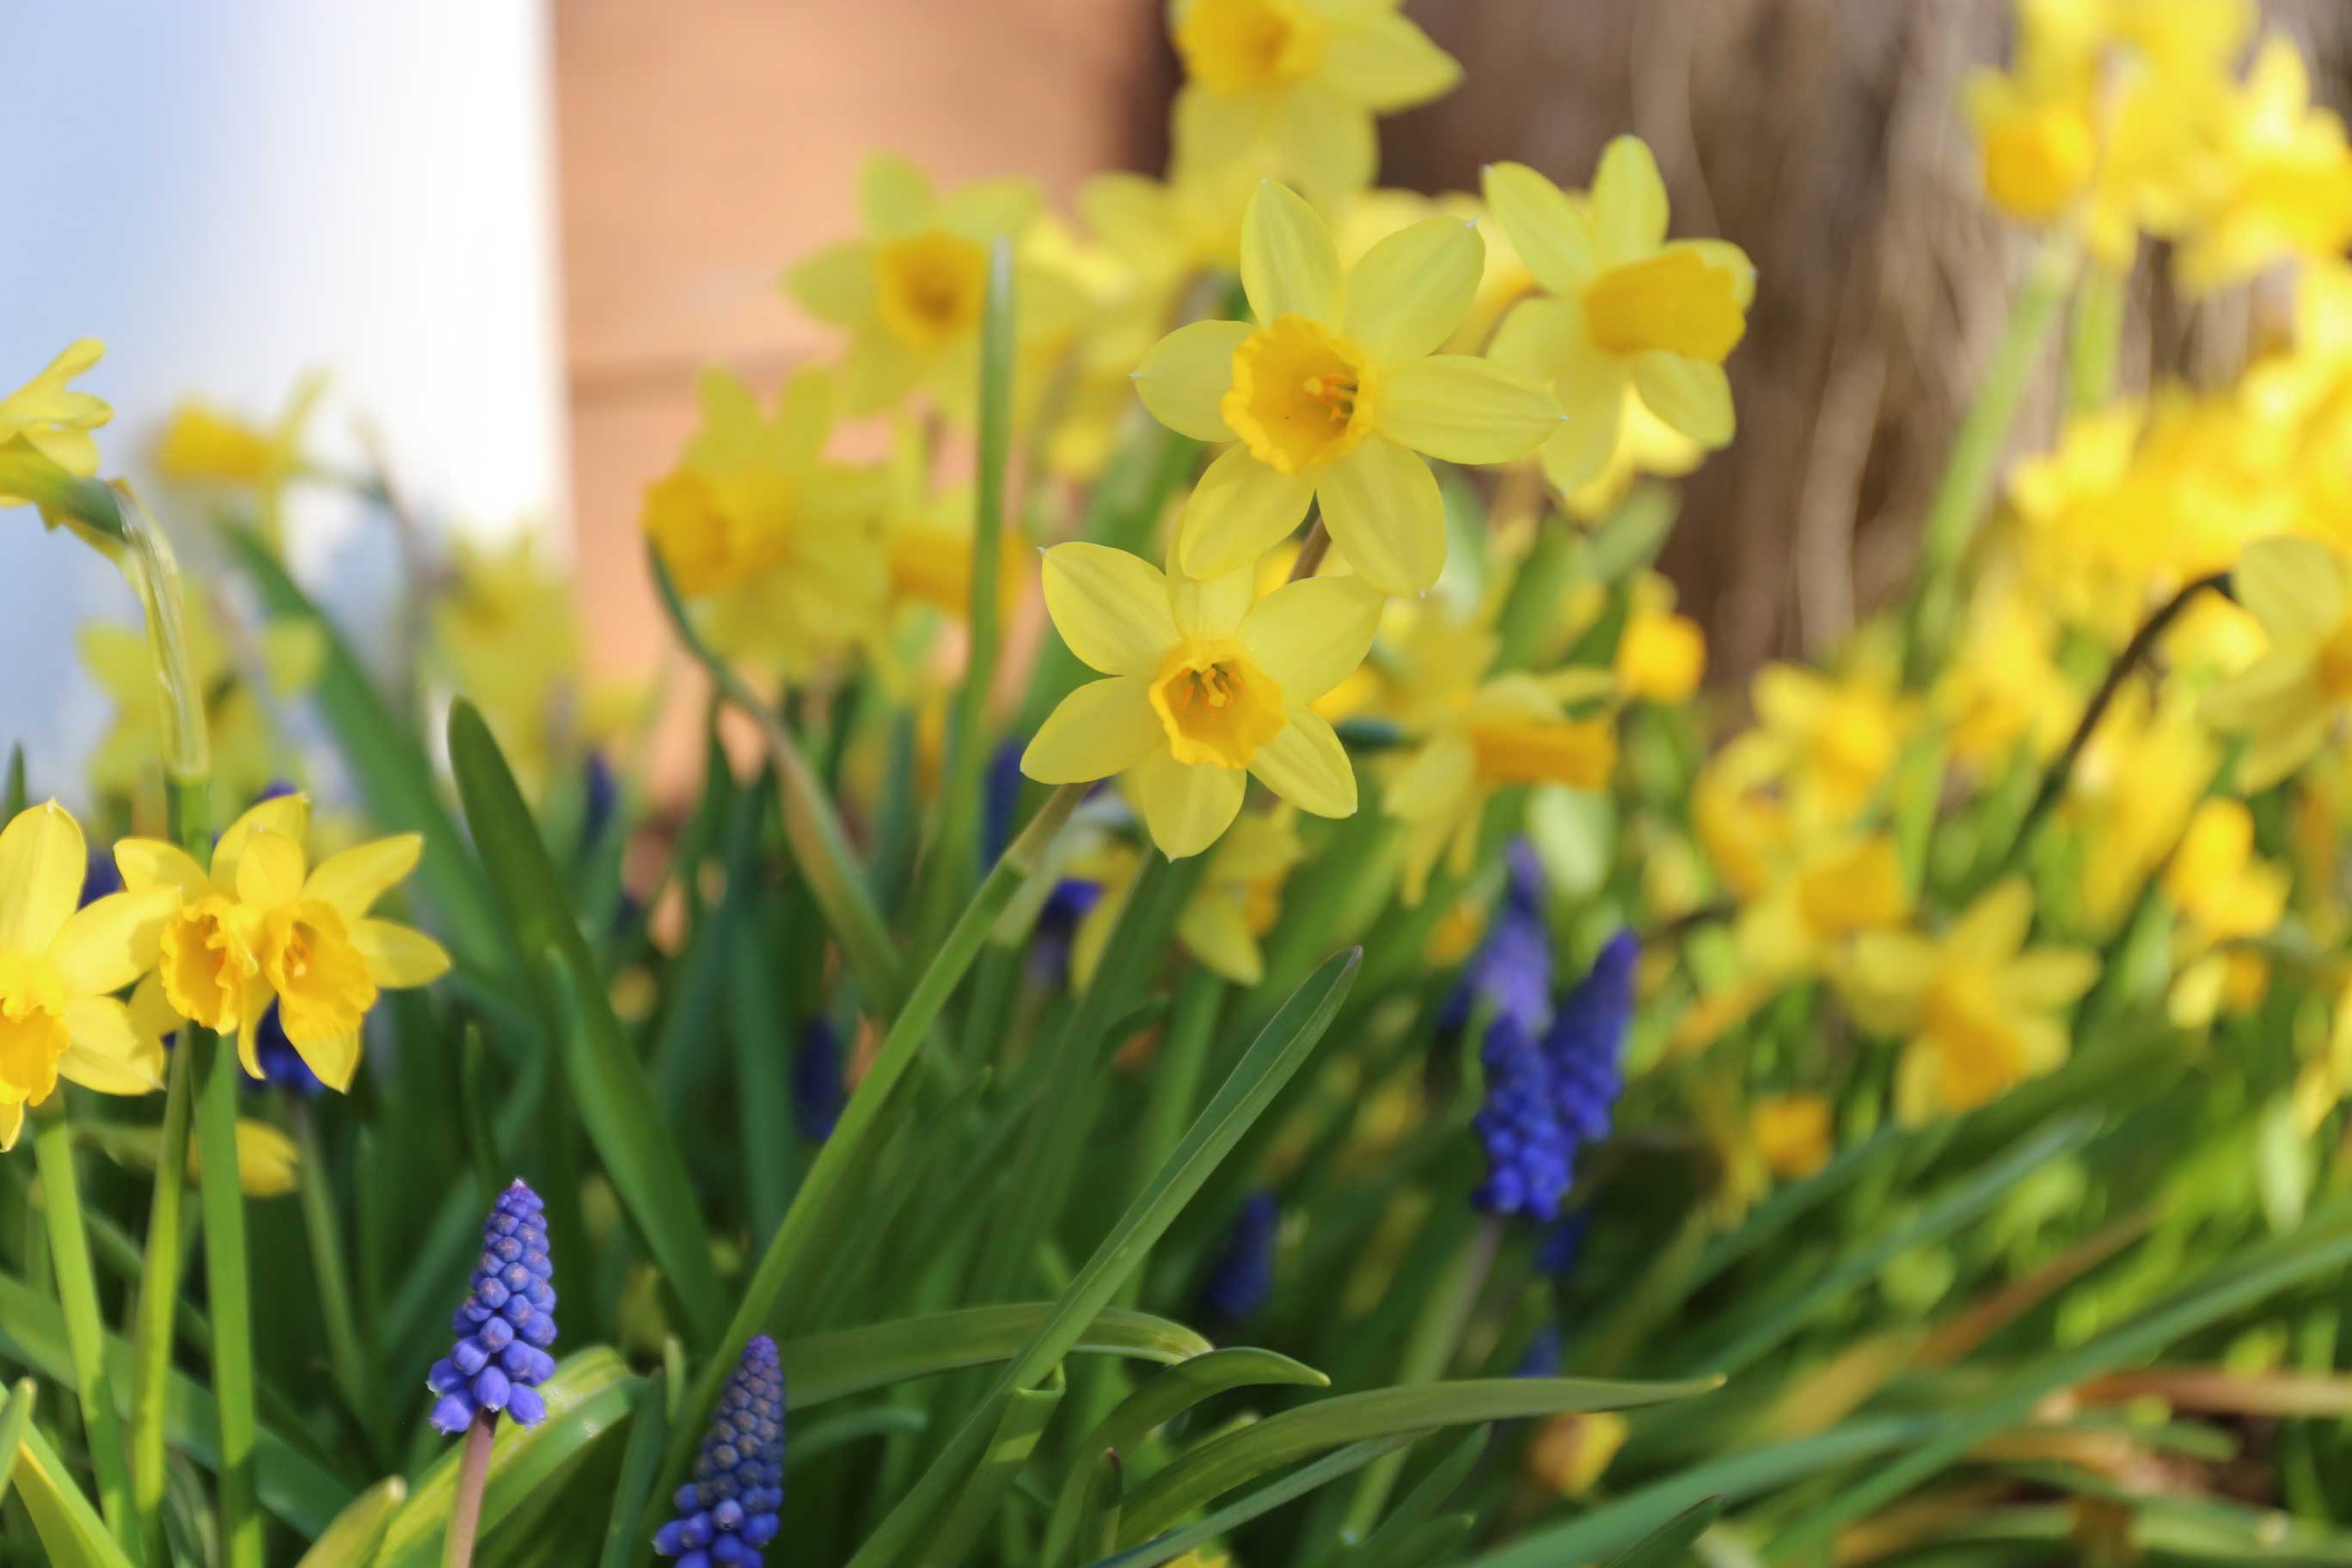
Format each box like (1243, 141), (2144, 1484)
(1168, 0), (1460, 200)
(0, 340), (111, 510)
(653, 1336), (786, 1566)
(1020, 540), (1383, 857)
(1200, 1189), (1280, 1323)
(428, 1179), (558, 1434)
(1440, 840), (1553, 1038)
(0, 803), (177, 1150)
(114, 793), (451, 1091)
(1485, 141), (1753, 497)
(1133, 180), (1559, 595)
(1471, 932), (1637, 1222)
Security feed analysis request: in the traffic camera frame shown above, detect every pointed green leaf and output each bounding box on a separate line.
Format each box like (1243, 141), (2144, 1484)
(596, 1374), (671, 1568)
(913, 1368), (1064, 1568)
(1355, 1428), (1488, 1568)
(15, 1419), (136, 1568)
(1082, 1436), (1424, 1568)
(0, 1379), (31, 1515)
(783, 1307), (1214, 1410)
(1602, 1497), (1726, 1566)
(292, 1477), (409, 1567)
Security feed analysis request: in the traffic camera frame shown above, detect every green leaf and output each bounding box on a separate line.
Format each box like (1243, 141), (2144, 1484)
(0, 1379), (35, 1514)
(848, 948), (1363, 1568)
(788, 1407), (928, 1471)
(374, 1348), (639, 1568)
(915, 1368), (1064, 1568)
(1353, 1428), (1488, 1568)
(1043, 1348), (1328, 1565)
(1081, 1436), (1423, 1568)
(222, 525), (507, 968)
(783, 1306), (1214, 1410)
(1119, 1375), (1718, 1546)
(448, 699), (727, 1340)
(595, 1374), (671, 1568)
(0, 1271), (352, 1536)
(15, 1418), (136, 1568)
(291, 1477), (409, 1567)
(1602, 1497), (1726, 1566)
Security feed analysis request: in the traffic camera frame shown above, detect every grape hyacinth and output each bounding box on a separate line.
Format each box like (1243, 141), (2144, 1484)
(1200, 1189), (1280, 1323)
(427, 1179), (558, 1434)
(654, 1335), (786, 1566)
(1441, 840), (1553, 1037)
(1471, 931), (1638, 1224)
(792, 1019), (846, 1142)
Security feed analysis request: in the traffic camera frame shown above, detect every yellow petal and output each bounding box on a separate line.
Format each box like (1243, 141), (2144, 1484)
(212, 794), (309, 893)
(0, 804), (86, 956)
(1178, 445), (1317, 580)
(128, 971), (180, 1041)
(1321, 10), (1461, 108)
(1482, 162), (1597, 295)
(1590, 136), (1669, 262)
(1167, 557), (1258, 640)
(1249, 707), (1357, 818)
(1129, 750), (1246, 859)
(1315, 437), (1444, 595)
(1240, 576), (1387, 702)
(352, 919), (452, 989)
(939, 177), (1041, 242)
(771, 367), (837, 471)
(303, 835), (423, 922)
(860, 153), (935, 236)
(2235, 536), (2347, 640)
(1178, 891), (1265, 985)
(1022, 680), (1165, 783)
(1134, 321), (1248, 442)
(1262, 86), (1378, 203)
(1670, 239), (1757, 309)
(1630, 354), (1734, 447)
(1041, 543), (1179, 678)
(1343, 218), (1482, 363)
(785, 242), (877, 324)
(219, 1120), (301, 1197)
(1377, 355), (1561, 463)
(59, 997), (163, 1094)
(1951, 879), (2035, 965)
(1241, 181), (1342, 327)
(113, 838), (210, 899)
(51, 885), (179, 997)
(295, 1032), (362, 1094)
(236, 830), (307, 911)
(2006, 948), (2098, 1011)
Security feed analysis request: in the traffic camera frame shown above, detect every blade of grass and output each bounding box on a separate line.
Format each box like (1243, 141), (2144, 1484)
(15, 1417), (137, 1568)
(781, 1306), (1213, 1409)
(916, 1369), (1063, 1566)
(594, 1373), (669, 1568)
(30, 1109), (141, 1562)
(194, 1027), (263, 1568)
(1080, 1436), (1424, 1568)
(292, 1478), (408, 1567)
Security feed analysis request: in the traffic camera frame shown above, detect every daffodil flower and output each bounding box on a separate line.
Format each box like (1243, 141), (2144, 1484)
(0, 802), (179, 1150)
(2205, 535), (2352, 788)
(0, 340), (112, 508)
(1841, 879), (2097, 1122)
(1134, 181), (1559, 595)
(115, 794), (451, 1092)
(1485, 142), (1754, 496)
(1021, 540), (1383, 857)
(1168, 0), (1460, 200)
(154, 371), (325, 544)
(1069, 807), (1303, 986)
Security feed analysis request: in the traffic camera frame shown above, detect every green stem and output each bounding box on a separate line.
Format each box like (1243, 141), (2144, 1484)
(291, 1101), (387, 1467)
(1909, 244), (2075, 674)
(655, 782), (1087, 1511)
(195, 1028), (262, 1567)
(32, 1106), (143, 1563)
(2066, 261), (2128, 415)
(650, 548), (905, 1014)
(916, 236), (1018, 953)
(444, 1410), (497, 1568)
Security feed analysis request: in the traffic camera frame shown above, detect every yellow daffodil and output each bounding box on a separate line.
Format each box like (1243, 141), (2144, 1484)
(1079, 159), (1256, 364)
(1558, 390), (1705, 523)
(1751, 1093), (1834, 1179)
(2162, 797), (2288, 1028)
(1071, 807), (1304, 987)
(0, 340), (111, 509)
(1842, 879), (2098, 1122)
(2204, 536), (2352, 788)
(115, 794), (451, 1091)
(1167, 0), (1460, 200)
(430, 534), (582, 795)
(155, 372), (325, 543)
(1527, 1411), (1628, 1496)
(1135, 181), (1558, 594)
(1934, 579), (2076, 770)
(1749, 655), (1913, 824)
(2068, 683), (2214, 934)
(0, 804), (177, 1150)
(2176, 38), (2352, 292)
(1614, 573), (1706, 704)
(642, 365), (888, 678)
(1485, 142), (1754, 496)
(785, 154), (1081, 418)
(1333, 187), (1535, 354)
(1021, 541), (1383, 857)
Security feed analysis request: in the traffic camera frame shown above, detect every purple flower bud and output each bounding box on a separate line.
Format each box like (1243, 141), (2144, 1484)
(425, 1180), (557, 1437)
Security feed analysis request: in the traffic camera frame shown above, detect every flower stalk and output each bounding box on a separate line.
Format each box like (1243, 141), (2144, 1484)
(33, 1104), (144, 1563)
(444, 1410), (497, 1568)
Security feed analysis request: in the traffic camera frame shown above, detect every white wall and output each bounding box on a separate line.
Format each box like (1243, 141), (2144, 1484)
(0, 1), (566, 801)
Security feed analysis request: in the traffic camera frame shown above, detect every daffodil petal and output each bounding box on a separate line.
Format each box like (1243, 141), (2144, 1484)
(52, 885), (178, 998)
(213, 795), (309, 896)
(352, 919), (453, 989)
(785, 242), (878, 324)
(59, 997), (163, 1095)
(1630, 353), (1734, 447)
(1951, 879), (2035, 965)
(1134, 321), (1247, 442)
(1178, 892), (1265, 985)
(1250, 707), (1357, 818)
(1129, 750), (1246, 859)
(1320, 10), (1461, 107)
(1168, 557), (1258, 640)
(1343, 218), (1482, 363)
(839, 325), (925, 415)
(1022, 680), (1165, 783)
(1670, 239), (1757, 309)
(860, 153), (934, 237)
(113, 838), (210, 899)
(1179, 445), (1316, 580)
(236, 830), (307, 911)
(303, 835), (424, 922)
(1240, 181), (1342, 327)
(1538, 395), (1626, 496)
(1315, 437), (1444, 595)
(2007, 949), (2098, 1010)
(1482, 162), (1597, 295)
(1378, 355), (1561, 463)
(1240, 576), (1387, 701)
(1041, 542), (1179, 677)
(2235, 536), (2347, 640)
(939, 177), (1040, 242)
(1590, 135), (1670, 261)
(295, 1032), (362, 1094)
(0, 804), (85, 955)
(128, 971), (180, 1041)
(1265, 86), (1378, 201)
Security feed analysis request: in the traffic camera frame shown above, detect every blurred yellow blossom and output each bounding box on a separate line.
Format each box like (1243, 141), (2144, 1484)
(1749, 652), (1913, 824)
(0, 340), (110, 511)
(1134, 180), (1558, 595)
(1751, 1093), (1834, 1179)
(2068, 683), (2214, 934)
(2205, 535), (2352, 788)
(1614, 573), (1706, 704)
(1072, 807), (1304, 987)
(2175, 37), (2352, 293)
(155, 372), (324, 542)
(431, 533), (582, 795)
(1527, 1410), (1628, 1496)
(2163, 797), (2288, 1027)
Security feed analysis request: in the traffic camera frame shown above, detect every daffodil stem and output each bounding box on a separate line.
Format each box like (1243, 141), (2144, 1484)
(655, 781), (1087, 1517)
(292, 1100), (388, 1467)
(2066, 262), (2128, 415)
(1288, 518), (1332, 582)
(1909, 245), (2075, 677)
(194, 1029), (263, 1568)
(32, 1106), (143, 1564)
(1988, 569), (2233, 892)
(916, 236), (1019, 955)
(0, 450), (127, 542)
(444, 1410), (497, 1568)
